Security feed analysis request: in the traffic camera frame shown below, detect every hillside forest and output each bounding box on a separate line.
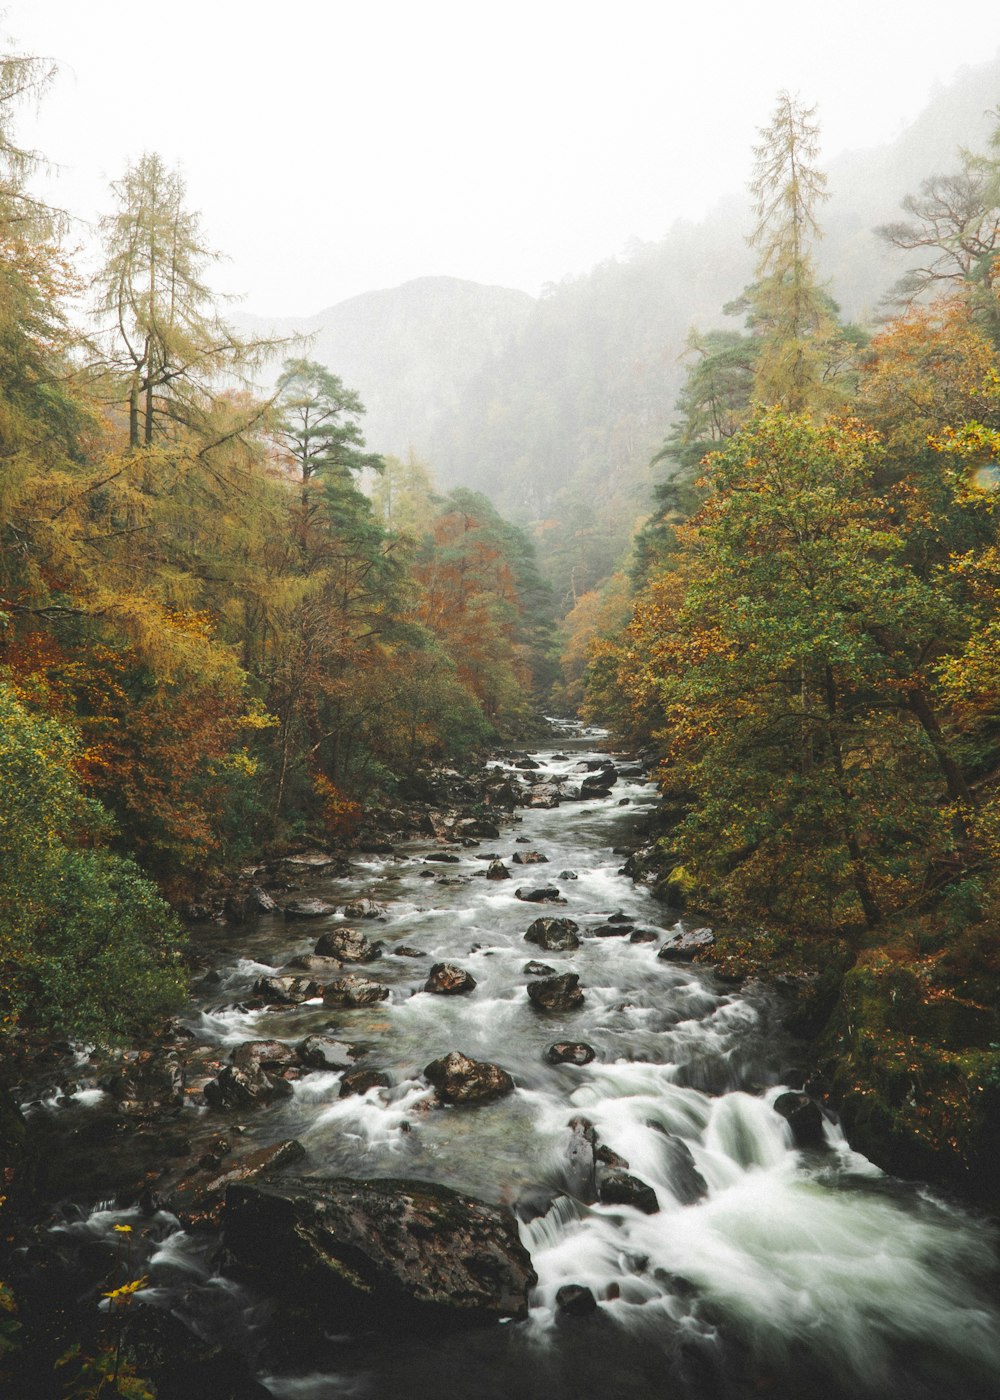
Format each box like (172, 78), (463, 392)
(3, 32), (1000, 1211)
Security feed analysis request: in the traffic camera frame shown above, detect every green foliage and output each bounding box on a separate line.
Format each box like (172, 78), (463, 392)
(0, 683), (185, 1042)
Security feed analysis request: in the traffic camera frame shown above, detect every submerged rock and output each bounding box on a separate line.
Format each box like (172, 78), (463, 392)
(339, 1069), (391, 1098)
(423, 1051), (515, 1105)
(283, 899), (338, 920)
(222, 1176), (537, 1324)
(524, 917), (580, 952)
(527, 973), (585, 1012)
(296, 1036), (358, 1070)
(424, 962), (477, 995)
(556, 1283), (598, 1317)
(524, 961), (556, 976)
(546, 1042), (596, 1066)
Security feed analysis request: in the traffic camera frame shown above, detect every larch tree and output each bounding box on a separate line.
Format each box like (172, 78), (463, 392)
(748, 92), (849, 413)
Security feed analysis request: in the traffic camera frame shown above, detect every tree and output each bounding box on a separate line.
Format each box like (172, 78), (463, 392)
(94, 152), (274, 448)
(747, 92), (851, 412)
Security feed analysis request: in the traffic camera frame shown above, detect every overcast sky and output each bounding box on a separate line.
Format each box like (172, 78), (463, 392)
(4, 1), (1000, 317)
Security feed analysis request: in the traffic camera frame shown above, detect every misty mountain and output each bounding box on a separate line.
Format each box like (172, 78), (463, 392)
(245, 54), (1000, 605)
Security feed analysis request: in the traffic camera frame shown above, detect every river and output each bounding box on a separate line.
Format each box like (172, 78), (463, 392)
(30, 725), (1000, 1398)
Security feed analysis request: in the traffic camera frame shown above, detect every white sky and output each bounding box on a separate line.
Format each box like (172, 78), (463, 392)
(5, 0), (1000, 317)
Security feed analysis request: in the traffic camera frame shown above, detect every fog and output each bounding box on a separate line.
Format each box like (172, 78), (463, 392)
(4, 0), (1000, 315)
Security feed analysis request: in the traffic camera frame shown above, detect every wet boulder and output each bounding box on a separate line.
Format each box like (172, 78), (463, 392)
(170, 1138), (306, 1226)
(486, 860), (511, 880)
(515, 886), (565, 904)
(339, 1069), (392, 1098)
(225, 885), (277, 923)
(104, 1051), (185, 1111)
(425, 851), (461, 864)
(527, 973), (585, 1012)
(594, 921), (634, 938)
(342, 897), (386, 920)
(230, 1040), (298, 1073)
(657, 926), (715, 962)
(284, 953), (344, 977)
(546, 1042), (596, 1066)
(524, 961), (556, 976)
(564, 1116), (598, 1202)
(528, 785), (563, 809)
(222, 1176), (537, 1325)
(392, 944), (427, 958)
(204, 1063), (292, 1110)
(324, 975), (391, 1008)
(283, 898), (339, 920)
(524, 917), (580, 952)
(512, 850), (549, 865)
(253, 974), (319, 1004)
(629, 929), (658, 944)
(579, 767), (618, 798)
(774, 1091), (829, 1150)
(556, 1283), (598, 1317)
(297, 1036), (358, 1070)
(597, 1171), (660, 1214)
(314, 928), (383, 963)
(423, 1051), (515, 1105)
(424, 962), (477, 995)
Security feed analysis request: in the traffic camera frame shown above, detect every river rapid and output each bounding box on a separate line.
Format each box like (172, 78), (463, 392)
(27, 725), (1000, 1399)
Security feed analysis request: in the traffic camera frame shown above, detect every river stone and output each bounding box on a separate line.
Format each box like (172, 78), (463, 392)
(515, 886), (565, 904)
(524, 961), (556, 976)
(528, 786), (562, 809)
(423, 1051), (515, 1105)
(339, 1069), (392, 1098)
(284, 953), (344, 976)
(774, 1091), (829, 1150)
(486, 860), (511, 880)
(171, 1138), (307, 1226)
(524, 917), (580, 951)
(324, 975), (391, 1008)
(527, 973), (585, 1012)
(424, 962), (477, 995)
(546, 1042), (596, 1066)
(230, 1040), (299, 1073)
(253, 975), (319, 1004)
(225, 885), (277, 923)
(512, 850), (549, 865)
(315, 929), (383, 962)
(556, 1283), (598, 1317)
(597, 1171), (660, 1214)
(204, 1063), (293, 1110)
(297, 1036), (358, 1070)
(392, 945), (427, 958)
(559, 870), (579, 880)
(658, 927), (715, 961)
(425, 852), (461, 863)
(104, 1051), (185, 1111)
(565, 1117), (598, 1202)
(283, 899), (339, 919)
(514, 757), (541, 770)
(594, 922), (634, 938)
(342, 898), (386, 920)
(222, 1176), (537, 1326)
(629, 929), (658, 943)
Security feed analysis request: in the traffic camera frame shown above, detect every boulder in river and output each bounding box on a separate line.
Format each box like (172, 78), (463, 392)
(284, 953), (344, 976)
(283, 898), (339, 919)
(324, 975), (391, 1008)
(230, 1040), (299, 1073)
(486, 859), (511, 880)
(515, 886), (566, 904)
(339, 1069), (392, 1098)
(224, 885), (277, 923)
(423, 1051), (515, 1105)
(527, 973), (585, 1012)
(104, 1051), (185, 1111)
(342, 897), (387, 920)
(221, 1176), (537, 1325)
(556, 1283), (598, 1317)
(297, 1035), (358, 1070)
(392, 944), (427, 958)
(774, 1091), (829, 1150)
(424, 962), (478, 995)
(204, 1063), (293, 1110)
(315, 928), (383, 962)
(253, 974), (320, 1005)
(524, 961), (556, 976)
(597, 1171), (660, 1214)
(546, 1042), (596, 1066)
(512, 850), (549, 865)
(657, 926), (715, 961)
(524, 917), (580, 951)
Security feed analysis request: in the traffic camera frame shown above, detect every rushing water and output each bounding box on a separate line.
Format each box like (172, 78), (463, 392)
(32, 726), (1000, 1398)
